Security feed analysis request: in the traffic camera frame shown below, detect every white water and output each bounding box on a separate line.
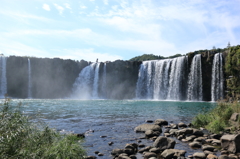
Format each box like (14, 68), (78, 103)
(187, 54), (202, 101)
(0, 56), (7, 98)
(72, 63), (100, 99)
(136, 56), (188, 100)
(101, 63), (107, 98)
(28, 58), (32, 98)
(211, 53), (224, 101)
(92, 63), (100, 98)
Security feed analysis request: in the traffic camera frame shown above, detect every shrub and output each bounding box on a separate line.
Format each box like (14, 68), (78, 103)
(0, 99), (86, 158)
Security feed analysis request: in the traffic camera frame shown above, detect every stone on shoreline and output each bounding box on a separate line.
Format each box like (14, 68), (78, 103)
(134, 124), (161, 133)
(153, 136), (176, 150)
(154, 119), (168, 126)
(193, 152), (206, 159)
(221, 134), (240, 153)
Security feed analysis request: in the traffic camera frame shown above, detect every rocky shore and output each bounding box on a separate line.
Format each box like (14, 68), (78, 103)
(85, 116), (240, 159)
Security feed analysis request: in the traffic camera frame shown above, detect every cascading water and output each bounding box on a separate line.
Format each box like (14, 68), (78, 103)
(28, 58), (32, 98)
(211, 53), (224, 101)
(72, 63), (100, 99)
(187, 54), (202, 101)
(0, 56), (7, 98)
(92, 63), (100, 98)
(101, 63), (107, 98)
(136, 56), (188, 100)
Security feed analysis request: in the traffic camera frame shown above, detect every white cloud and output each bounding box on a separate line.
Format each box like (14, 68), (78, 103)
(54, 3), (64, 15)
(103, 0), (108, 5)
(57, 48), (122, 62)
(42, 3), (50, 11)
(64, 3), (71, 10)
(80, 5), (87, 9)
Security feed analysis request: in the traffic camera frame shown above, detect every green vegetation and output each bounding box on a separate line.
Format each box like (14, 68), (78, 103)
(129, 54), (165, 61)
(192, 101), (240, 133)
(225, 45), (240, 100)
(0, 99), (86, 159)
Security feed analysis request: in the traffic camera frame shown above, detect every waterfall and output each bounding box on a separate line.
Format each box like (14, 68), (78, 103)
(211, 53), (224, 101)
(72, 63), (100, 99)
(136, 56), (188, 100)
(28, 58), (32, 98)
(167, 56), (188, 100)
(101, 63), (107, 98)
(187, 54), (202, 101)
(92, 63), (100, 98)
(0, 56), (7, 98)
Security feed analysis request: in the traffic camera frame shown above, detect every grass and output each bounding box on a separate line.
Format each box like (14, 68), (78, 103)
(192, 101), (240, 134)
(0, 98), (86, 159)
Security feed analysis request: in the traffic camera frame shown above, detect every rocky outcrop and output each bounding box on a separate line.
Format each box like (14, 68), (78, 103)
(6, 56), (88, 98)
(221, 134), (240, 153)
(134, 124), (161, 133)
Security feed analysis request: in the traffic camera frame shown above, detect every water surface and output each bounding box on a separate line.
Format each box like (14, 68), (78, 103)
(1, 99), (216, 158)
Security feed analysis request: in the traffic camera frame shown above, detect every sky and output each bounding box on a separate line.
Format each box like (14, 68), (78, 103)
(0, 0), (240, 62)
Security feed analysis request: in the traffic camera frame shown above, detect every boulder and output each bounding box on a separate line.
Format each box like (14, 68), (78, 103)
(221, 134), (240, 153)
(189, 142), (202, 148)
(143, 152), (157, 159)
(169, 129), (179, 135)
(202, 145), (215, 152)
(193, 152), (206, 159)
(134, 124), (161, 133)
(178, 122), (187, 128)
(111, 149), (124, 156)
(206, 154), (217, 159)
(138, 146), (152, 153)
(229, 113), (240, 122)
(175, 128), (193, 136)
(145, 130), (161, 138)
(161, 149), (175, 159)
(153, 136), (176, 150)
(149, 147), (161, 154)
(192, 129), (204, 136)
(218, 155), (229, 159)
(154, 119), (168, 126)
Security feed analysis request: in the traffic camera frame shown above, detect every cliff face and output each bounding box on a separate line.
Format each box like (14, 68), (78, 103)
(6, 56), (88, 98)
(103, 60), (141, 99)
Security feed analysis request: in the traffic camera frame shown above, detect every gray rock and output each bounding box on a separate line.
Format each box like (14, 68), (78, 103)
(218, 155), (229, 159)
(176, 128), (193, 136)
(124, 148), (135, 155)
(229, 113), (240, 121)
(202, 145), (215, 152)
(144, 152), (157, 159)
(149, 147), (161, 153)
(186, 135), (197, 141)
(153, 136), (176, 150)
(210, 134), (222, 140)
(111, 149), (124, 156)
(164, 133), (171, 137)
(138, 146), (152, 153)
(98, 153), (104, 156)
(161, 149), (175, 159)
(192, 129), (204, 136)
(194, 137), (206, 143)
(221, 134), (240, 153)
(206, 154), (217, 159)
(211, 139), (221, 145)
(125, 143), (138, 153)
(169, 129), (179, 135)
(193, 152), (206, 159)
(134, 124), (161, 133)
(170, 124), (178, 129)
(129, 155), (137, 159)
(155, 119), (168, 126)
(145, 130), (161, 138)
(178, 122), (187, 128)
(189, 142), (202, 148)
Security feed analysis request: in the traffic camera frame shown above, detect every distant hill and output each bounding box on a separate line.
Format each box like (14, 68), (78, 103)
(129, 54), (182, 61)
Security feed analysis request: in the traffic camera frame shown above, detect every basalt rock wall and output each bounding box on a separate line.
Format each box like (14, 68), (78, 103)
(6, 56), (88, 98)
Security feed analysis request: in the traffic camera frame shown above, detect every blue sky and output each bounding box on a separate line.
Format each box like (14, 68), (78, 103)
(0, 0), (240, 62)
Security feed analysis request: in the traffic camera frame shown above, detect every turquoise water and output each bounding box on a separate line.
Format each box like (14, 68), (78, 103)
(1, 99), (216, 158)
